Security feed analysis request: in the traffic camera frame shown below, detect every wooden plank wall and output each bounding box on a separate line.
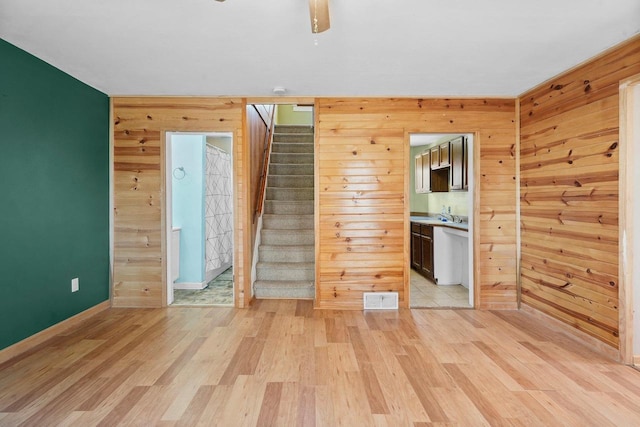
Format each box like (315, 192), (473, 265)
(519, 36), (640, 348)
(247, 104), (273, 252)
(111, 97), (517, 311)
(112, 98), (248, 308)
(315, 98), (518, 309)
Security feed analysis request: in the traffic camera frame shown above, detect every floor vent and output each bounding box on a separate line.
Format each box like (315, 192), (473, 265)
(363, 292), (399, 310)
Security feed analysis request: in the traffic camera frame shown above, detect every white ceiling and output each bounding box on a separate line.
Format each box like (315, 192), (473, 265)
(1, 0), (639, 97)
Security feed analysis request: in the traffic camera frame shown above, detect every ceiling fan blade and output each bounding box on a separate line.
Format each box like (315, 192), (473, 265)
(309, 0), (330, 33)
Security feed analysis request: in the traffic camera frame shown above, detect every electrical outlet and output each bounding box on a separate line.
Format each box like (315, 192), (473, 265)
(71, 278), (79, 293)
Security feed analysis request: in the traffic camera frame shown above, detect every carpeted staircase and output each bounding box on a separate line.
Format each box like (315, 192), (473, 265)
(253, 125), (315, 299)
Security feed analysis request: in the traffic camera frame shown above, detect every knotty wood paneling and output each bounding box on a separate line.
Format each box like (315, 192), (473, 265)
(247, 104), (274, 252)
(112, 97), (517, 311)
(315, 98), (518, 309)
(519, 35), (640, 348)
(112, 97), (247, 308)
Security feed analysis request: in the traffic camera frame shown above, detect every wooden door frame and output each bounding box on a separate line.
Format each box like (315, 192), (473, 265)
(161, 130), (238, 307)
(619, 74), (640, 364)
(404, 130), (479, 309)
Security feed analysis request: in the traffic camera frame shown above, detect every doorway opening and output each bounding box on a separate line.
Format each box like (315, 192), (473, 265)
(166, 132), (234, 306)
(620, 77), (640, 365)
(408, 133), (475, 308)
(251, 104), (317, 300)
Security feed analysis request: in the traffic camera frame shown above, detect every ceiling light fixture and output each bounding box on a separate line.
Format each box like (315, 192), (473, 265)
(309, 0), (330, 34)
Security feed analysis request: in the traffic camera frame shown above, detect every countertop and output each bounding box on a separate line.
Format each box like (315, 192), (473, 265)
(410, 216), (469, 231)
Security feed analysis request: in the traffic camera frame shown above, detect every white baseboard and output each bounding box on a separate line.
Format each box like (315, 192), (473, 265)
(0, 300), (111, 365)
(206, 263), (232, 283)
(173, 281), (207, 290)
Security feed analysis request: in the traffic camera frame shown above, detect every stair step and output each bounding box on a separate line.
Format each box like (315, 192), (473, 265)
(252, 124), (316, 300)
(266, 187), (313, 201)
(256, 262), (315, 281)
(272, 143), (314, 154)
(259, 245), (314, 263)
(253, 280), (315, 299)
(269, 163), (314, 176)
(261, 229), (314, 245)
(273, 133), (314, 143)
(263, 214), (314, 229)
(264, 200), (314, 215)
(274, 125), (314, 134)
(270, 152), (314, 165)
(268, 175), (313, 188)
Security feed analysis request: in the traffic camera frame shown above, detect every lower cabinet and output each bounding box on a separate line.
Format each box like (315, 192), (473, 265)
(411, 222), (434, 281)
(411, 228), (422, 270)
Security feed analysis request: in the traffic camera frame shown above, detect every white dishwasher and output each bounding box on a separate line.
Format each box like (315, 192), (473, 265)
(433, 226), (469, 287)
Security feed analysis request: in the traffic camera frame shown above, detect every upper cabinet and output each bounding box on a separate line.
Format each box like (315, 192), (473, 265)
(421, 151), (431, 192)
(463, 137), (468, 190)
(414, 153), (423, 193)
(439, 142), (450, 167)
(414, 136), (468, 194)
(452, 136), (469, 191)
(430, 141), (451, 169)
(430, 146), (439, 169)
(450, 136), (464, 191)
(415, 150), (431, 193)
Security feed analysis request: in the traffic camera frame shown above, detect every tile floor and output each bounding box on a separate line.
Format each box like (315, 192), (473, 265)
(410, 269), (471, 308)
(172, 267), (234, 306)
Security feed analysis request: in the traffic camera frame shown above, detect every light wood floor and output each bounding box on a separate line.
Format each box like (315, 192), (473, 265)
(1, 301), (639, 426)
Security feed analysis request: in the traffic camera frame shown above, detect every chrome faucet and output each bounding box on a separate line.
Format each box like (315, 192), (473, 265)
(439, 205), (454, 222)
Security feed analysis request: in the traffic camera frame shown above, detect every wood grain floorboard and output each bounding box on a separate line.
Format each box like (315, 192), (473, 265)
(1, 301), (639, 426)
(96, 385), (150, 427)
(77, 360), (144, 411)
(154, 338), (206, 386)
(346, 326), (389, 414)
(471, 341), (538, 390)
(255, 382), (282, 426)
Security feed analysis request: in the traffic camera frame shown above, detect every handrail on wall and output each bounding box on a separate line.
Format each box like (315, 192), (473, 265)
(254, 105), (276, 223)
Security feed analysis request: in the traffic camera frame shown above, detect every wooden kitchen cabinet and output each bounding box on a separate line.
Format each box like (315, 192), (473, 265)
(430, 142), (450, 169)
(448, 136), (468, 191)
(430, 147), (440, 168)
(439, 141), (450, 167)
(450, 136), (464, 190)
(421, 151), (431, 192)
(414, 154), (423, 193)
(414, 151), (431, 193)
(411, 223), (422, 270)
(463, 136), (468, 190)
(410, 222), (434, 281)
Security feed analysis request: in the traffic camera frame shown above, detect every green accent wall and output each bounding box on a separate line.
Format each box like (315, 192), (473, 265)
(0, 39), (109, 350)
(276, 105), (314, 125)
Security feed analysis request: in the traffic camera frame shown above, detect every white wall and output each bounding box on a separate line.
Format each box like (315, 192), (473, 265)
(171, 135), (206, 284)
